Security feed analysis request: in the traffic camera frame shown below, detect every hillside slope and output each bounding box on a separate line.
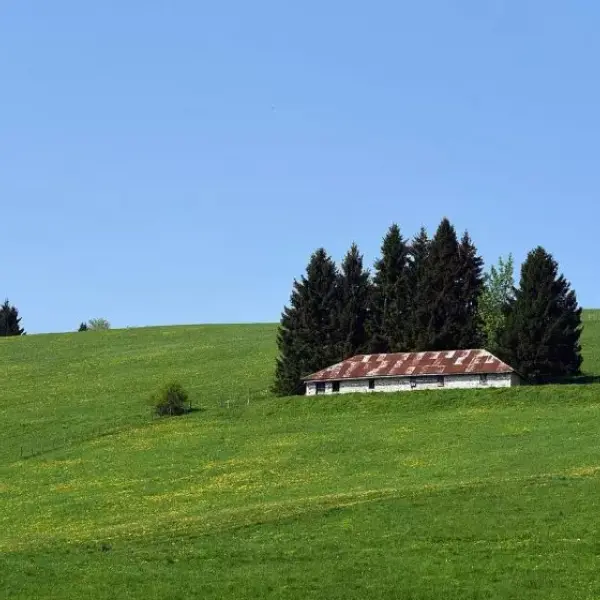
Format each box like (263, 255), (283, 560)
(0, 323), (277, 461)
(1, 312), (600, 599)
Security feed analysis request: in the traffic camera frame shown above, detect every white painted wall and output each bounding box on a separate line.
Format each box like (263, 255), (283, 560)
(306, 372), (519, 395)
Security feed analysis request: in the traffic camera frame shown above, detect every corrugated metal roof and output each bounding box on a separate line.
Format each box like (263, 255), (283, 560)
(304, 349), (515, 382)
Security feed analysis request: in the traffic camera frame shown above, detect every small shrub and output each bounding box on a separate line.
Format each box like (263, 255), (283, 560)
(153, 382), (191, 417)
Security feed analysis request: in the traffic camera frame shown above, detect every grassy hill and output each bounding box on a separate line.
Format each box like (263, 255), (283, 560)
(1, 313), (600, 599)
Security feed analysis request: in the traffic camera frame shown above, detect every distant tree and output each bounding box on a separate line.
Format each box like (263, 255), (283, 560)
(478, 254), (515, 352)
(411, 217), (463, 351)
(335, 243), (371, 360)
(498, 247), (583, 382)
(366, 224), (411, 353)
(455, 231), (485, 348)
(273, 248), (339, 396)
(406, 226), (430, 350)
(78, 322), (88, 332)
(0, 299), (25, 336)
(88, 318), (110, 331)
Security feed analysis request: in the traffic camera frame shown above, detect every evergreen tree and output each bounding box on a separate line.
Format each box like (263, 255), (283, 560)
(78, 322), (89, 332)
(367, 224), (411, 353)
(0, 299), (25, 336)
(478, 254), (515, 352)
(498, 247), (583, 383)
(273, 248), (339, 396)
(456, 231), (485, 348)
(406, 227), (430, 350)
(335, 243), (371, 360)
(411, 218), (463, 351)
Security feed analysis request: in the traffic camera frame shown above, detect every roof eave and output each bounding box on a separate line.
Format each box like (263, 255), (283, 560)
(304, 370), (515, 383)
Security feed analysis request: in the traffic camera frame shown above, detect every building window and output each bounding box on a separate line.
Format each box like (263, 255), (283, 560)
(410, 378), (417, 389)
(316, 382), (326, 394)
(479, 374), (488, 385)
(368, 379), (375, 390)
(437, 375), (444, 387)
(332, 381), (340, 393)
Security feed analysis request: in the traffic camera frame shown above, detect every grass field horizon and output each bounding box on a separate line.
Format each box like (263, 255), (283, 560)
(2, 311), (600, 598)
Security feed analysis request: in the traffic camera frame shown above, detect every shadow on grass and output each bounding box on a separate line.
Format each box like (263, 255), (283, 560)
(524, 373), (600, 386)
(560, 374), (600, 385)
(152, 406), (205, 419)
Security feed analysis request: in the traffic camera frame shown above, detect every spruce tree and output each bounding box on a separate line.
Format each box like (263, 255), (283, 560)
(498, 247), (583, 383)
(411, 218), (462, 351)
(335, 243), (371, 360)
(367, 224), (410, 353)
(456, 231), (485, 348)
(78, 322), (89, 332)
(273, 248), (339, 396)
(406, 227), (430, 350)
(0, 299), (25, 336)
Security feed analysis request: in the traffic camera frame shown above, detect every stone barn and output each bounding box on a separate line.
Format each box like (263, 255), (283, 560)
(304, 349), (521, 395)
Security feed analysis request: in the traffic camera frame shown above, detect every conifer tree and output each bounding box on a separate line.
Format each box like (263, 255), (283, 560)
(78, 322), (88, 332)
(456, 231), (485, 348)
(367, 224), (410, 353)
(273, 248), (339, 396)
(0, 299), (25, 336)
(498, 247), (583, 382)
(411, 218), (462, 351)
(406, 227), (430, 350)
(335, 243), (371, 360)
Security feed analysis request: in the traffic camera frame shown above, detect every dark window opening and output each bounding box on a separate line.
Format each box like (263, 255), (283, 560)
(410, 378), (417, 389)
(368, 379), (375, 390)
(480, 374), (488, 385)
(316, 382), (326, 394)
(437, 375), (444, 387)
(332, 381), (340, 393)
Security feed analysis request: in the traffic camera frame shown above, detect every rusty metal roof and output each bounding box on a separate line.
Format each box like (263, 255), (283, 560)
(304, 349), (515, 382)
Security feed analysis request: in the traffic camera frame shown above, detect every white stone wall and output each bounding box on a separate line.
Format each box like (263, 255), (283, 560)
(305, 372), (518, 395)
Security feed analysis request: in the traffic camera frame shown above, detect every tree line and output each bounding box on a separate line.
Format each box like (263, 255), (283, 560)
(0, 306), (112, 337)
(273, 217), (583, 395)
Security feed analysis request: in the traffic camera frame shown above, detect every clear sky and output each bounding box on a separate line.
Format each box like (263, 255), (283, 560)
(2, 1), (599, 334)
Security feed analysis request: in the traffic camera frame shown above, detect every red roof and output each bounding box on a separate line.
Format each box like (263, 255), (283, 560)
(304, 349), (515, 382)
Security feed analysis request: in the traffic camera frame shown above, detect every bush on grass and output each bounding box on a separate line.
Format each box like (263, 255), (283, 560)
(88, 318), (111, 331)
(153, 382), (191, 417)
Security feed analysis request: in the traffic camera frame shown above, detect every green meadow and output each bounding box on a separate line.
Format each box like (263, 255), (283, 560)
(1, 313), (600, 599)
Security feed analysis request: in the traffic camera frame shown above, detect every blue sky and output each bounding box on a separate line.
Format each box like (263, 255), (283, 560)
(2, 1), (599, 333)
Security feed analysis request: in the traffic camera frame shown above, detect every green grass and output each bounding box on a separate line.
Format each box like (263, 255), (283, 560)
(0, 324), (277, 461)
(1, 312), (600, 599)
(580, 309), (600, 375)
